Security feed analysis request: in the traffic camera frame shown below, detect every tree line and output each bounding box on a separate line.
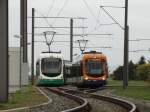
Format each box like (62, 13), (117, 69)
(111, 56), (150, 82)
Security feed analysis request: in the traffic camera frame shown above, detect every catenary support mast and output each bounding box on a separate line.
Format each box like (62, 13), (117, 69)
(0, 0), (8, 102)
(70, 18), (73, 62)
(123, 0), (129, 89)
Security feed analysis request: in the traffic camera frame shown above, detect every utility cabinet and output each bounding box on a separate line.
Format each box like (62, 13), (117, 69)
(9, 47), (29, 93)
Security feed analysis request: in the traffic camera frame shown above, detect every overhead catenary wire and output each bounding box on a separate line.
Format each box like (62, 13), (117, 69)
(34, 40), (75, 43)
(100, 6), (125, 8)
(73, 46), (112, 48)
(82, 1), (116, 34)
(100, 6), (124, 30)
(35, 9), (69, 33)
(30, 1), (114, 42)
(51, 0), (69, 26)
(27, 33), (112, 36)
(129, 38), (150, 41)
(82, 0), (101, 26)
(81, 19), (86, 40)
(46, 0), (55, 16)
(88, 7), (102, 34)
(129, 49), (150, 52)
(29, 0), (117, 55)
(82, 0), (106, 36)
(34, 26), (88, 29)
(35, 9), (54, 30)
(30, 10), (88, 34)
(28, 17), (87, 19)
(35, 0), (69, 33)
(88, 41), (99, 50)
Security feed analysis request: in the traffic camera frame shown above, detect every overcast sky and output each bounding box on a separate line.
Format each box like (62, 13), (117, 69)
(9, 0), (150, 72)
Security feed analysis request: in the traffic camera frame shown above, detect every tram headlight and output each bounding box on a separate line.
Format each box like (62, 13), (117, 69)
(102, 77), (105, 80)
(85, 77), (88, 80)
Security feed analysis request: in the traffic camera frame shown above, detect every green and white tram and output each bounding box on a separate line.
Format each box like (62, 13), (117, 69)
(36, 52), (64, 86)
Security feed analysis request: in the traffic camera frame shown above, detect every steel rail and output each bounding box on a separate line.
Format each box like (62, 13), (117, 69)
(46, 87), (90, 112)
(80, 87), (106, 93)
(90, 94), (138, 112)
(58, 87), (139, 112)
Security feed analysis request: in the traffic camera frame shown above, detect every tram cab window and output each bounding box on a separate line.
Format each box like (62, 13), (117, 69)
(85, 60), (104, 76)
(41, 58), (62, 77)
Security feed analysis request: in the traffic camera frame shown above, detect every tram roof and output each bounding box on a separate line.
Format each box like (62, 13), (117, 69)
(40, 51), (63, 59)
(73, 50), (107, 63)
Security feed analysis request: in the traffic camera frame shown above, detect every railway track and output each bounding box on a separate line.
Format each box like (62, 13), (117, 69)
(58, 87), (140, 112)
(42, 87), (90, 112)
(77, 87), (106, 93)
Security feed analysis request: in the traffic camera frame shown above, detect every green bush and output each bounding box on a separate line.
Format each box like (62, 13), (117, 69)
(112, 61), (137, 80)
(148, 75), (150, 83)
(112, 66), (123, 80)
(136, 64), (150, 80)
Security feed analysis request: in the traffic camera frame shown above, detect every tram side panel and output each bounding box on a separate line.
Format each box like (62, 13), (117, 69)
(64, 64), (83, 86)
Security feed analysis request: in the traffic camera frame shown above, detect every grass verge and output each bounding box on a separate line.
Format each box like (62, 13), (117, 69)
(107, 80), (150, 101)
(0, 86), (48, 110)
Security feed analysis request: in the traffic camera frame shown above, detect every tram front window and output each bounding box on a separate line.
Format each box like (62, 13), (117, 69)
(86, 60), (104, 77)
(41, 58), (62, 77)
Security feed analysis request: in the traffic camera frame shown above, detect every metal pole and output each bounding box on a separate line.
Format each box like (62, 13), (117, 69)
(0, 0), (8, 102)
(20, 1), (24, 87)
(123, 0), (129, 89)
(21, 0), (28, 62)
(31, 8), (35, 85)
(127, 26), (129, 86)
(20, 0), (24, 47)
(70, 18), (73, 62)
(20, 37), (22, 88)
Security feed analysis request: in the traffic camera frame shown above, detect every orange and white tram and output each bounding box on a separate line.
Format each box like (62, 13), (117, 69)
(65, 51), (108, 87)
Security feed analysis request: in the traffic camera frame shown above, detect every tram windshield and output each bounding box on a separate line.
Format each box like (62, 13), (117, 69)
(41, 58), (62, 77)
(86, 60), (104, 76)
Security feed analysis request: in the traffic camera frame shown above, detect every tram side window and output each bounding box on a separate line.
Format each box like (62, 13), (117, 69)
(64, 66), (71, 77)
(77, 65), (81, 76)
(36, 62), (40, 76)
(41, 59), (45, 73)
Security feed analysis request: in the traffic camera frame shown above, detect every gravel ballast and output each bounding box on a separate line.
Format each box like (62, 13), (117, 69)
(45, 91), (80, 112)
